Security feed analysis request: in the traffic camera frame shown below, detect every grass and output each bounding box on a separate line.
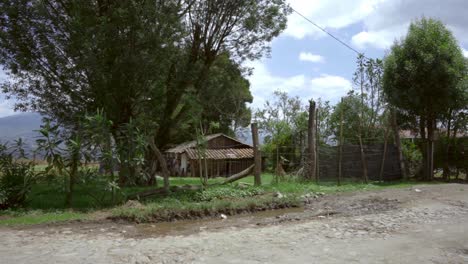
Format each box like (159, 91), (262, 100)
(0, 173), (426, 226)
(0, 210), (87, 226)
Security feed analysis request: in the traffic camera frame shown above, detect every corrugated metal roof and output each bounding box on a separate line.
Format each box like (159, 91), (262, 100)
(165, 133), (251, 153)
(184, 148), (254, 160)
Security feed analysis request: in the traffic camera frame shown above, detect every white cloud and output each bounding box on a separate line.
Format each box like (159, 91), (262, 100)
(246, 60), (351, 109)
(299, 52), (325, 63)
(463, 48), (468, 58)
(350, 0), (468, 50)
(285, 0), (381, 39)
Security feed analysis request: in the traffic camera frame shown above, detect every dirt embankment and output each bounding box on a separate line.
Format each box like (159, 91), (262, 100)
(1, 184), (468, 264)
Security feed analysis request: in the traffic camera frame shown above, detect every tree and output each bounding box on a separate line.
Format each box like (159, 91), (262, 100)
(329, 91), (384, 145)
(153, 0), (291, 147)
(383, 17), (467, 180)
(197, 54), (253, 136)
(0, 0), (290, 185)
(0, 0), (183, 128)
(255, 91), (307, 170)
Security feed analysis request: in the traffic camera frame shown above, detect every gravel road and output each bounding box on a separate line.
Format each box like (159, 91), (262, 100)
(1, 184), (468, 263)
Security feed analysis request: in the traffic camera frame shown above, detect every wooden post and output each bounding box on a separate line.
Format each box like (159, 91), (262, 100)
(379, 125), (390, 182)
(316, 105), (320, 184)
(391, 109), (407, 180)
(307, 100), (317, 181)
(251, 123), (262, 186)
(337, 98), (344, 186)
(275, 145), (279, 184)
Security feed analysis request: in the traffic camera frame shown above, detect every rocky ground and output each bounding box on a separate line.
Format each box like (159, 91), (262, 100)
(1, 184), (468, 263)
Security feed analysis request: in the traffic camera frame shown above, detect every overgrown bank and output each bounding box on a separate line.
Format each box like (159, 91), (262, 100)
(0, 174), (425, 226)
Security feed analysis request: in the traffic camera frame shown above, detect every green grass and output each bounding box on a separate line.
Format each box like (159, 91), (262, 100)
(0, 210), (87, 226)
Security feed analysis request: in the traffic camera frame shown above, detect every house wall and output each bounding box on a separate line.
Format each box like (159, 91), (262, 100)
(180, 153), (188, 176)
(189, 158), (254, 178)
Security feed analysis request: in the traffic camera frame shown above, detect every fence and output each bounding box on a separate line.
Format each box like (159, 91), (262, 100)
(317, 144), (402, 181)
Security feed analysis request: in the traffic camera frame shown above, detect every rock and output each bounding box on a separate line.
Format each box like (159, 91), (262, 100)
(220, 214), (227, 220)
(61, 231), (73, 235)
(123, 200), (144, 209)
(414, 188), (422, 193)
(273, 192), (284, 199)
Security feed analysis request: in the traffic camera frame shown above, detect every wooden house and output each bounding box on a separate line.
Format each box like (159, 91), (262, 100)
(165, 133), (258, 177)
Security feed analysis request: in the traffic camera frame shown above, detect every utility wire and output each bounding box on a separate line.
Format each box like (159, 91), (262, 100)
(290, 7), (369, 60)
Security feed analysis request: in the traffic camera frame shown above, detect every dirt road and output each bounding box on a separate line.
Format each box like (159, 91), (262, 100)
(1, 184), (468, 263)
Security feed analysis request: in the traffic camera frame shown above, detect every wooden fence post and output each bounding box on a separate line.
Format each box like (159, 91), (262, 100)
(391, 109), (407, 180)
(316, 105), (320, 184)
(379, 126), (390, 182)
(307, 100), (316, 181)
(337, 98), (344, 186)
(251, 123), (262, 186)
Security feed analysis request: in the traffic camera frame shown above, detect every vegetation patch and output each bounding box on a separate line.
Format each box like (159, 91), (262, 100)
(0, 210), (87, 226)
(110, 195), (301, 223)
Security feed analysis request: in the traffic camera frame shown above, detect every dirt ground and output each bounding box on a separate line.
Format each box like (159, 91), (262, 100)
(1, 184), (468, 263)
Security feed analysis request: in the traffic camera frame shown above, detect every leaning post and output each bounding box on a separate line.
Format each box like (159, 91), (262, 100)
(251, 123), (262, 186)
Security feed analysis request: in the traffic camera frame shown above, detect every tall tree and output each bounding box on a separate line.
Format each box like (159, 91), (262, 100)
(383, 17), (467, 180)
(153, 0), (290, 147)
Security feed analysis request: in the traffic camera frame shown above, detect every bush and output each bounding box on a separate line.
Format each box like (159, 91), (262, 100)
(193, 186), (264, 202)
(0, 143), (36, 210)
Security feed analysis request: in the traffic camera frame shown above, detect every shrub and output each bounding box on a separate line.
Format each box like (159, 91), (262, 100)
(193, 186), (265, 202)
(0, 143), (36, 210)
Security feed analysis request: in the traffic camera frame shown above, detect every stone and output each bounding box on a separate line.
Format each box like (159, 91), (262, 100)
(220, 214), (227, 220)
(274, 192), (284, 199)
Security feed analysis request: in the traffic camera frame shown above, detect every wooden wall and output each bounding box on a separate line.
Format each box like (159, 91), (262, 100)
(189, 158), (254, 178)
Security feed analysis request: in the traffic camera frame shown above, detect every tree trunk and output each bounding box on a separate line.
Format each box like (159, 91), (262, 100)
(148, 138), (170, 192)
(391, 110), (407, 180)
(66, 144), (79, 208)
(426, 118), (435, 180)
(419, 116), (427, 179)
(443, 109), (452, 181)
(251, 123), (262, 186)
(307, 100), (316, 181)
(358, 135), (368, 183)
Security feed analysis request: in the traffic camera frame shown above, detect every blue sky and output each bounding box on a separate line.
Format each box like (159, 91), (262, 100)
(1, 0), (468, 117)
(246, 0), (468, 109)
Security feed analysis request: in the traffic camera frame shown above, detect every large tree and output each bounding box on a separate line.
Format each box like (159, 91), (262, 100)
(0, 0), (184, 128)
(153, 0), (290, 147)
(383, 17), (467, 180)
(0, 0), (289, 141)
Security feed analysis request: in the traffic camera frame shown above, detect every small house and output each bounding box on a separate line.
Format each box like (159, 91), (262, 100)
(165, 133), (257, 177)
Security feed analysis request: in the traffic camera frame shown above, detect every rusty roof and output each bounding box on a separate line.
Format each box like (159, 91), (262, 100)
(165, 133), (251, 153)
(184, 148), (254, 160)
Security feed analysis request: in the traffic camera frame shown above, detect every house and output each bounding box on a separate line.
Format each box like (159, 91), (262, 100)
(165, 133), (259, 178)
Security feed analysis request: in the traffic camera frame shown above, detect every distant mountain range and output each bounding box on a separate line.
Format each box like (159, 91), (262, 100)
(0, 112), (265, 157)
(0, 113), (43, 155)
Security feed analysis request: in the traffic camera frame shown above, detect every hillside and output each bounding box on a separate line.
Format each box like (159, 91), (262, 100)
(0, 113), (42, 154)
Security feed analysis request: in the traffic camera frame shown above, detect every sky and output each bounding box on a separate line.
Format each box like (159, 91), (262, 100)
(1, 0), (468, 117)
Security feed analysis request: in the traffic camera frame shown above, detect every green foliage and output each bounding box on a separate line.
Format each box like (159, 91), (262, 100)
(383, 17), (467, 119)
(402, 141), (423, 162)
(0, 140), (36, 210)
(329, 91), (385, 144)
(0, 210), (87, 226)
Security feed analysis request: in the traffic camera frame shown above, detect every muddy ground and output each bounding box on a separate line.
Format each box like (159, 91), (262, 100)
(1, 184), (468, 263)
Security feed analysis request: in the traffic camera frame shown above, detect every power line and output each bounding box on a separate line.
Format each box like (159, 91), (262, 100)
(290, 7), (368, 59)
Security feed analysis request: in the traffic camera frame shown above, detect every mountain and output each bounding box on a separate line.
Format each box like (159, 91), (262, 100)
(0, 113), (43, 155)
